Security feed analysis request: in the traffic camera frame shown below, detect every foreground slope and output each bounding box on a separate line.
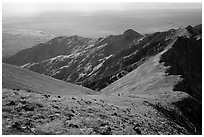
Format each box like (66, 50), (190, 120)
(2, 63), (95, 95)
(2, 88), (193, 135)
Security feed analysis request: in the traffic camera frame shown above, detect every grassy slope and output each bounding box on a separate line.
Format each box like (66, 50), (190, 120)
(2, 63), (95, 95)
(101, 29), (202, 134)
(2, 88), (190, 135)
(101, 30), (180, 97)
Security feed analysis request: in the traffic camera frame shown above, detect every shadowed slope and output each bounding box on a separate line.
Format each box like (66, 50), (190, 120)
(160, 36), (202, 102)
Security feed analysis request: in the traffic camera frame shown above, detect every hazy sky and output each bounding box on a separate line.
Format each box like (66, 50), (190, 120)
(3, 2), (202, 37)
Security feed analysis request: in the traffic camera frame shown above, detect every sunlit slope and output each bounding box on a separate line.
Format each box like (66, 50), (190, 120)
(2, 63), (95, 95)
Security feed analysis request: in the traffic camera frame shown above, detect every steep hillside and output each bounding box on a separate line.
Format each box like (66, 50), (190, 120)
(2, 29), (54, 58)
(160, 36), (202, 102)
(101, 27), (202, 134)
(82, 30), (175, 90)
(193, 24), (202, 34)
(2, 63), (95, 95)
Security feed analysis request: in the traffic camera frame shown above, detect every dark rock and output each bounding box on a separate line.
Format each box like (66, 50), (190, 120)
(65, 113), (74, 120)
(87, 108), (95, 113)
(7, 101), (16, 106)
(71, 109), (75, 113)
(100, 100), (104, 103)
(102, 127), (112, 135)
(11, 121), (22, 131)
(133, 126), (142, 134)
(112, 112), (118, 116)
(77, 101), (81, 105)
(35, 103), (43, 108)
(21, 96), (26, 100)
(22, 104), (35, 111)
(14, 92), (19, 95)
(68, 123), (79, 128)
(52, 105), (59, 109)
(20, 100), (27, 104)
(85, 101), (92, 104)
(43, 94), (50, 98)
(100, 122), (109, 127)
(33, 114), (45, 120)
(48, 115), (56, 120)
(93, 126), (112, 135)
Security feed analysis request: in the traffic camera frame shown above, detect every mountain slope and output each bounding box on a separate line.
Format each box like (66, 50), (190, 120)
(3, 29), (144, 90)
(3, 29), (142, 66)
(160, 35), (202, 102)
(3, 26), (201, 95)
(8, 29), (176, 90)
(24, 29), (174, 91)
(3, 36), (96, 66)
(2, 63), (95, 95)
(101, 27), (202, 134)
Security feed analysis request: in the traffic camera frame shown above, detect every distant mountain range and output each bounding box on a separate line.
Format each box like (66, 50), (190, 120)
(3, 25), (202, 95)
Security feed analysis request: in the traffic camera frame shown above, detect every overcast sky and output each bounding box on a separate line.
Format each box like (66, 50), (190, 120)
(2, 2), (202, 37)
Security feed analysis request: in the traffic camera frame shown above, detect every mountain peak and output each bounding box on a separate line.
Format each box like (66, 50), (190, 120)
(185, 25), (201, 36)
(186, 25), (193, 30)
(123, 28), (135, 33)
(123, 29), (142, 38)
